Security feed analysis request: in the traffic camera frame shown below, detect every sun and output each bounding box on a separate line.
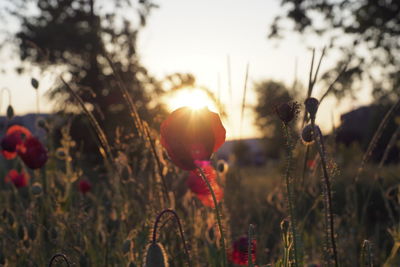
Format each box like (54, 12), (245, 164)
(166, 87), (218, 112)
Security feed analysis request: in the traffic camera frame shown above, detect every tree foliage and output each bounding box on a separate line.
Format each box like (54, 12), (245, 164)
(5, 0), (167, 163)
(270, 0), (400, 102)
(254, 80), (298, 158)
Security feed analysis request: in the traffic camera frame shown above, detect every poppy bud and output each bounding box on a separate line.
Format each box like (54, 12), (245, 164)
(275, 102), (299, 124)
(143, 242), (169, 267)
(304, 97), (319, 118)
(6, 105), (14, 120)
(78, 180), (92, 194)
(31, 182), (43, 196)
(160, 107), (226, 170)
(217, 159), (229, 175)
(301, 124), (320, 145)
(31, 78), (39, 89)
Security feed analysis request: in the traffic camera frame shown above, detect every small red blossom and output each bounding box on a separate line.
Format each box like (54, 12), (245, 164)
(307, 159), (317, 170)
(78, 180), (92, 194)
(1, 125), (32, 159)
(5, 169), (30, 188)
(18, 137), (48, 169)
(187, 162), (223, 207)
(160, 107), (226, 170)
(229, 236), (257, 266)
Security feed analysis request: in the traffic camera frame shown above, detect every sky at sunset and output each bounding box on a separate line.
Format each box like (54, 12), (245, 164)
(0, 0), (373, 139)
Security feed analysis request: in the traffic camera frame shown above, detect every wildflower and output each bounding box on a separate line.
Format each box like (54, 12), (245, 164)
(18, 137), (48, 169)
(187, 162), (224, 207)
(78, 180), (92, 194)
(160, 107), (226, 170)
(229, 236), (256, 266)
(5, 170), (29, 188)
(0, 125), (32, 159)
(275, 102), (299, 124)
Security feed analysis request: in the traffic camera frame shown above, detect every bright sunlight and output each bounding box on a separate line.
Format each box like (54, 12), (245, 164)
(166, 87), (219, 112)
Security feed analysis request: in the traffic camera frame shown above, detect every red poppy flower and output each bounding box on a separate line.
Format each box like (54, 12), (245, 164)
(187, 162), (223, 207)
(196, 184), (224, 207)
(1, 125), (32, 159)
(18, 137), (48, 169)
(5, 169), (30, 188)
(78, 180), (92, 194)
(229, 236), (257, 266)
(187, 162), (217, 195)
(160, 107), (226, 170)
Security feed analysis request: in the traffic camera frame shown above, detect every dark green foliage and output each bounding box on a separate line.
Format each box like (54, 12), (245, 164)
(270, 0), (400, 101)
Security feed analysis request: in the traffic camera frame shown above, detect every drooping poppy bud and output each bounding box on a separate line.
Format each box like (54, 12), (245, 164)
(0, 125), (32, 159)
(6, 105), (14, 120)
(160, 107), (226, 170)
(229, 236), (257, 266)
(5, 170), (30, 188)
(78, 180), (92, 194)
(301, 124), (319, 145)
(275, 101), (299, 124)
(304, 97), (319, 119)
(18, 137), (48, 169)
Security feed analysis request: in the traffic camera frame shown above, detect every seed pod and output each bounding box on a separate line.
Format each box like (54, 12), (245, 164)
(143, 242), (169, 267)
(36, 117), (47, 130)
(6, 105), (14, 120)
(31, 182), (43, 196)
(304, 97), (319, 118)
(275, 102), (299, 124)
(301, 124), (316, 145)
(31, 78), (39, 89)
(217, 159), (229, 175)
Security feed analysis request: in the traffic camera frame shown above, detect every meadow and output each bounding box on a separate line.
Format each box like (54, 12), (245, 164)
(0, 64), (399, 267)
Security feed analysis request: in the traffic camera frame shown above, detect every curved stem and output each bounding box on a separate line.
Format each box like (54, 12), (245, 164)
(48, 253), (70, 267)
(311, 120), (338, 267)
(197, 167), (227, 267)
(283, 124), (300, 267)
(152, 209), (192, 267)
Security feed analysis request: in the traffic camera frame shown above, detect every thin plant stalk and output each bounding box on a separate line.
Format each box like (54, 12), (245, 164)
(282, 124), (300, 267)
(355, 98), (400, 182)
(311, 120), (338, 267)
(197, 167), (227, 267)
(152, 209), (192, 267)
(48, 253), (70, 267)
(248, 224), (255, 267)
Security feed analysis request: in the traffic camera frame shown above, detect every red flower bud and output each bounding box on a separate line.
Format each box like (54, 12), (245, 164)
(78, 180), (92, 194)
(18, 137), (48, 169)
(160, 107), (226, 170)
(5, 169), (29, 188)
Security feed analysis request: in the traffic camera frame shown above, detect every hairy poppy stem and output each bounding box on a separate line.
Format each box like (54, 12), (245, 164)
(48, 253), (70, 267)
(248, 224), (255, 267)
(311, 120), (338, 267)
(282, 124), (300, 267)
(152, 209), (192, 267)
(197, 167), (227, 267)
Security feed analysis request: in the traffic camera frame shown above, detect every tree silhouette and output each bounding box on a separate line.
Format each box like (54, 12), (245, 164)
(5, 0), (166, 162)
(270, 0), (400, 102)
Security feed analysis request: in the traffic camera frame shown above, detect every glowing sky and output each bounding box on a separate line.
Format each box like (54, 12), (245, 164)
(0, 0), (373, 139)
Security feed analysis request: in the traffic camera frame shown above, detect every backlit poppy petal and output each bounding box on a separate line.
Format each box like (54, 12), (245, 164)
(160, 107), (226, 170)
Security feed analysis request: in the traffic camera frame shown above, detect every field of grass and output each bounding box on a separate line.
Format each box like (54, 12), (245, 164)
(0, 79), (400, 267)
